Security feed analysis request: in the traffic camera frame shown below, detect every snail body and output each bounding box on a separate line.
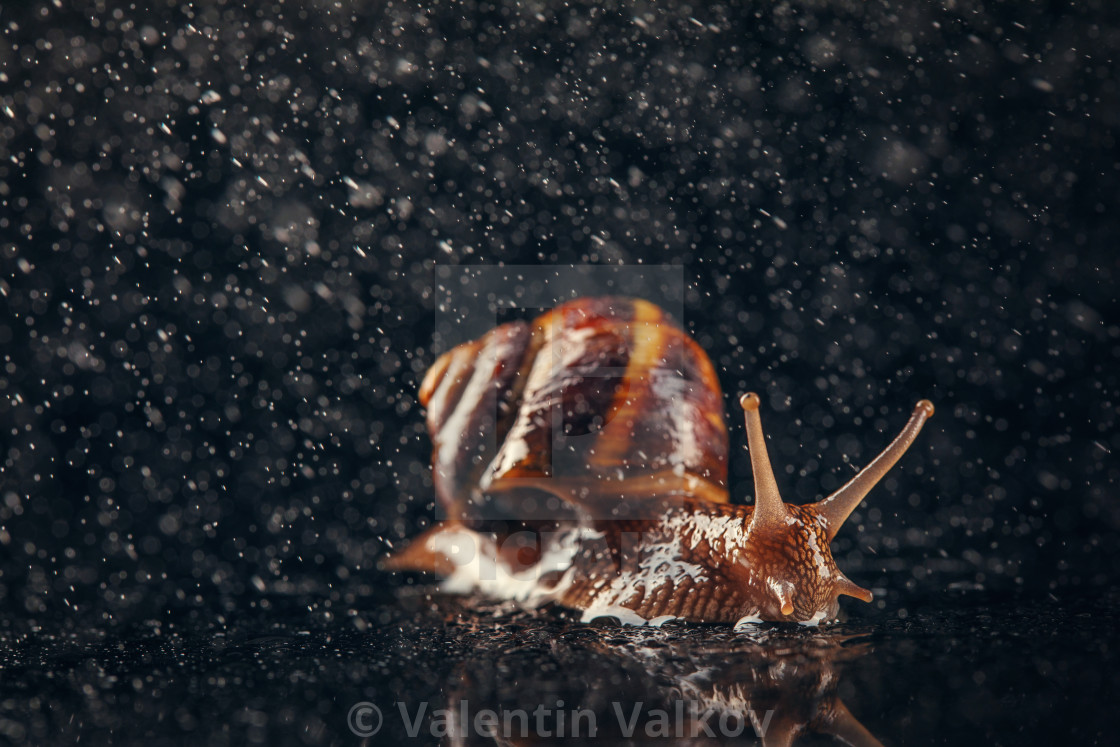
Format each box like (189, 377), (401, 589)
(386, 297), (933, 626)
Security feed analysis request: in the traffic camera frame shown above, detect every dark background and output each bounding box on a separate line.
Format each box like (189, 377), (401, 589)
(1, 1), (1118, 744)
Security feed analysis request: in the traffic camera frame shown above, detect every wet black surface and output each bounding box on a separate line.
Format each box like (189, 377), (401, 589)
(3, 589), (1116, 745)
(3, 0), (1120, 744)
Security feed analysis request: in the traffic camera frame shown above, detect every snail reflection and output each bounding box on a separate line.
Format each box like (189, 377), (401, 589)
(421, 614), (882, 746)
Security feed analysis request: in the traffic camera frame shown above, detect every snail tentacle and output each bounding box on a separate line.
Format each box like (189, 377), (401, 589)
(739, 392), (790, 535)
(815, 400), (935, 541)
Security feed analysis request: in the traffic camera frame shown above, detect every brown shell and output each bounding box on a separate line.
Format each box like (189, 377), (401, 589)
(418, 297), (729, 523)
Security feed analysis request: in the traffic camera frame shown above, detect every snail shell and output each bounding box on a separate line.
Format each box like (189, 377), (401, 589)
(418, 297), (729, 523)
(386, 297), (933, 625)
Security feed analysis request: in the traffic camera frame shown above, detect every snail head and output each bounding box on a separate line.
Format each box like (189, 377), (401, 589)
(735, 392), (934, 623)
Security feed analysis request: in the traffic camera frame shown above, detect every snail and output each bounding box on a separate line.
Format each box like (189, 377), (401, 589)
(385, 297), (933, 626)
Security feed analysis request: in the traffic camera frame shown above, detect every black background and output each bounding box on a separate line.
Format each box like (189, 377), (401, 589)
(2, 1), (1118, 744)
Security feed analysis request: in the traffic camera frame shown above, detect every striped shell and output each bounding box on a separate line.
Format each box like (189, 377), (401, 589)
(418, 297), (729, 523)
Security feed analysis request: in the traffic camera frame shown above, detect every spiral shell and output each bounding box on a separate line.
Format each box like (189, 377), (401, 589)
(419, 297), (729, 523)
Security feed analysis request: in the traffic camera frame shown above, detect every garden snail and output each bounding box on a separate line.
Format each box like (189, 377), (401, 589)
(385, 297), (933, 626)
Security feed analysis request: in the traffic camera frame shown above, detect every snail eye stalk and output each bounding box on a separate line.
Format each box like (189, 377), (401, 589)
(815, 400), (934, 541)
(739, 392), (790, 535)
